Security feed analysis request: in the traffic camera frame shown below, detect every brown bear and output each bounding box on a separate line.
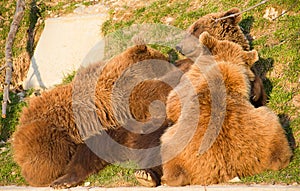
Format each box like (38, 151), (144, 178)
(160, 32), (293, 186)
(134, 31), (259, 187)
(12, 44), (181, 188)
(174, 7), (267, 107)
(134, 8), (265, 186)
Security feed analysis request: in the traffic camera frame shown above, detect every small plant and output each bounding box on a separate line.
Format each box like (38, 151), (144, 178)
(61, 70), (76, 84)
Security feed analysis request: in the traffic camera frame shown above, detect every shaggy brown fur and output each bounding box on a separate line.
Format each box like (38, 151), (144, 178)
(167, 32), (258, 124)
(160, 35), (292, 186)
(187, 8), (250, 50)
(133, 32), (260, 187)
(12, 10), (268, 188)
(175, 8), (266, 107)
(176, 7), (250, 55)
(133, 29), (260, 187)
(12, 44), (176, 188)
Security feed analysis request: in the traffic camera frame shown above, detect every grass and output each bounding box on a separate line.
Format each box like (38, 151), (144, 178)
(0, 0), (299, 187)
(0, 143), (26, 186)
(86, 165), (139, 187)
(0, 92), (28, 141)
(61, 70), (76, 85)
(0, 90), (32, 185)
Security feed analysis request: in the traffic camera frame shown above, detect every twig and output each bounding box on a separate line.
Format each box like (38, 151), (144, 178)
(272, 0), (299, 21)
(2, 0), (25, 118)
(213, 0), (269, 22)
(0, 65), (6, 72)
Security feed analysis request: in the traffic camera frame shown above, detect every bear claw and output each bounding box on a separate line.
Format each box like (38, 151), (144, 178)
(50, 174), (83, 189)
(134, 169), (159, 187)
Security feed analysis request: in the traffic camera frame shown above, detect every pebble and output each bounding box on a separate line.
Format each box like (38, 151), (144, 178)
(228, 176), (241, 183)
(84, 182), (91, 186)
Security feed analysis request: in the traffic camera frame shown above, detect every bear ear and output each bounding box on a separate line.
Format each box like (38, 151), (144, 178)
(223, 8), (242, 24)
(199, 31), (217, 50)
(244, 50), (259, 67)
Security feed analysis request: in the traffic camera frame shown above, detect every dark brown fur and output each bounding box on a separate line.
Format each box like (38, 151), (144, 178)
(175, 8), (266, 107)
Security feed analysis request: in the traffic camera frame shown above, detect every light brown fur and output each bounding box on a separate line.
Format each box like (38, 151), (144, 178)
(134, 30), (261, 188)
(161, 34), (292, 186)
(12, 44), (172, 187)
(167, 32), (258, 124)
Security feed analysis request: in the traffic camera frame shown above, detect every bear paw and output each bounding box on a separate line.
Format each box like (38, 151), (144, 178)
(51, 174), (83, 189)
(134, 169), (159, 187)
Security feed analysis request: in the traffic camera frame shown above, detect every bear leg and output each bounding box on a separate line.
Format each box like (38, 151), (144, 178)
(268, 134), (293, 171)
(250, 74), (267, 107)
(12, 121), (77, 186)
(161, 161), (190, 186)
(51, 143), (108, 189)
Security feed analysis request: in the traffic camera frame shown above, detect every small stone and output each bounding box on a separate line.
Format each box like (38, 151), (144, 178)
(228, 176), (241, 183)
(165, 17), (175, 25)
(263, 7), (278, 21)
(0, 147), (7, 154)
(84, 181), (90, 186)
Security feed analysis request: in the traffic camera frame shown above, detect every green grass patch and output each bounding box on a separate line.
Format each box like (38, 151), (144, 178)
(86, 164), (138, 187)
(61, 70), (76, 84)
(102, 0), (218, 35)
(0, 144), (26, 186)
(0, 92), (29, 141)
(240, 0), (300, 184)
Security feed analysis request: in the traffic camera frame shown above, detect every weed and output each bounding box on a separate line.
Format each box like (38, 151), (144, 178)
(61, 70), (76, 84)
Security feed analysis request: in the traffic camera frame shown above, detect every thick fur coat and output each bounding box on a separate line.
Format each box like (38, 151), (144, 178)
(160, 33), (292, 186)
(175, 8), (266, 107)
(12, 44), (173, 187)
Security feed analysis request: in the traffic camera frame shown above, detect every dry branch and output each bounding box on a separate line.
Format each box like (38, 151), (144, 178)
(0, 65), (6, 72)
(272, 0), (299, 21)
(2, 0), (25, 118)
(213, 0), (269, 22)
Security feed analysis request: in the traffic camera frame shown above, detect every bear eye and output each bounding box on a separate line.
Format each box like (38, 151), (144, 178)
(193, 26), (199, 32)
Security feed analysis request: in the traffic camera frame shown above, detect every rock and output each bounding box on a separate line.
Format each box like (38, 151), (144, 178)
(263, 7), (278, 21)
(228, 177), (241, 183)
(84, 182), (91, 186)
(23, 7), (108, 90)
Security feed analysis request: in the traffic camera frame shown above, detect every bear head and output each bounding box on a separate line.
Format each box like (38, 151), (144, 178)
(176, 8), (250, 60)
(197, 31), (258, 81)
